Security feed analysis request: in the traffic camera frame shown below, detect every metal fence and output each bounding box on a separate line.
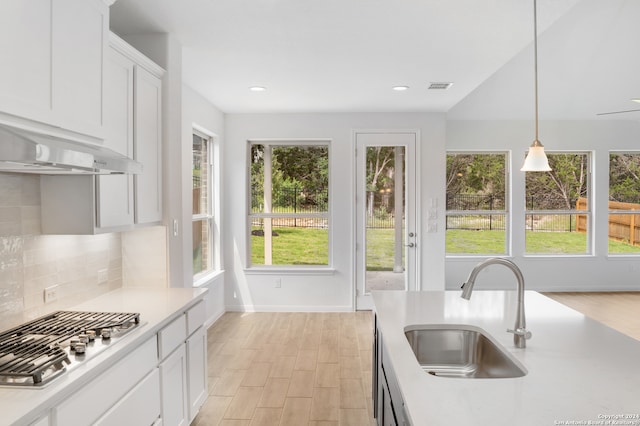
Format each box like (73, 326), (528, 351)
(446, 194), (505, 211)
(446, 194), (581, 232)
(251, 187), (328, 214)
(249, 192), (584, 232)
(251, 188), (328, 230)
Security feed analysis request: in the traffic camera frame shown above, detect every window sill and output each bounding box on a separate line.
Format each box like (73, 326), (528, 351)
(446, 254), (509, 260)
(521, 254), (596, 259)
(244, 267), (336, 276)
(193, 269), (225, 288)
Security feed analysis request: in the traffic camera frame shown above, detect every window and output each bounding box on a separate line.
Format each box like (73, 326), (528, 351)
(192, 131), (216, 278)
(445, 152), (508, 255)
(608, 152), (640, 254)
(249, 141), (329, 267)
(524, 152), (590, 254)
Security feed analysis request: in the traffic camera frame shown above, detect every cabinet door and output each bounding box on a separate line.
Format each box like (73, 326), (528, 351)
(52, 0), (107, 138)
(95, 369), (161, 426)
(55, 336), (158, 426)
(134, 66), (163, 224)
(160, 345), (188, 426)
(381, 377), (397, 426)
(29, 414), (50, 426)
(187, 327), (208, 422)
(97, 46), (135, 229)
(0, 0), (52, 124)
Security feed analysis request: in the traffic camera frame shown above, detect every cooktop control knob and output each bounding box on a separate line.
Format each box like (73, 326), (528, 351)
(74, 343), (86, 354)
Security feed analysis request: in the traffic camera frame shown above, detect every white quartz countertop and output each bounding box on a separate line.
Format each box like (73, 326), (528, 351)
(372, 291), (640, 426)
(1, 287), (207, 426)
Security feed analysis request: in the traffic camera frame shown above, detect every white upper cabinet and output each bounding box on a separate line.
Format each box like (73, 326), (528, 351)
(109, 33), (164, 226)
(97, 46), (136, 229)
(40, 34), (164, 235)
(134, 65), (163, 224)
(0, 0), (108, 140)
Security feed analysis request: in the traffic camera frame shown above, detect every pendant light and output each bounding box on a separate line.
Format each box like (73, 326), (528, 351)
(521, 0), (552, 172)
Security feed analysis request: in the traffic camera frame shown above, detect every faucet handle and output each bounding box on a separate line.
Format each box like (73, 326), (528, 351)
(507, 328), (532, 340)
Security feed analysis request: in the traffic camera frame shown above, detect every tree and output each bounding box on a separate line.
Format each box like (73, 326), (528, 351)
(366, 147), (396, 216)
(250, 144), (329, 211)
(609, 153), (640, 204)
(525, 154), (588, 209)
(446, 154), (506, 210)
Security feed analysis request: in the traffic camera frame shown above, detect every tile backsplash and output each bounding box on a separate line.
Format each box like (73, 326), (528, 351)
(0, 174), (122, 325)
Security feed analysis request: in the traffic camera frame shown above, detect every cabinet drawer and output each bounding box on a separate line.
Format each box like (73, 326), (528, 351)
(158, 314), (186, 360)
(95, 368), (161, 426)
(55, 336), (158, 426)
(186, 300), (206, 336)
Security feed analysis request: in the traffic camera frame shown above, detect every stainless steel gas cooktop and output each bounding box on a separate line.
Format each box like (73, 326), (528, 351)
(0, 311), (142, 388)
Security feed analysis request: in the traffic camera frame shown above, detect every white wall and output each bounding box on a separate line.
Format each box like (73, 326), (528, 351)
(224, 112), (446, 312)
(183, 84), (226, 323)
(445, 119), (640, 291)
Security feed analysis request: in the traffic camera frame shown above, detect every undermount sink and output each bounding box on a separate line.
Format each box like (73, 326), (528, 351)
(404, 325), (527, 379)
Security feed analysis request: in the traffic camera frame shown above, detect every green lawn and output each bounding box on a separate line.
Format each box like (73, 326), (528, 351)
(366, 228), (402, 270)
(446, 229), (640, 254)
(251, 227), (329, 265)
(250, 227), (640, 266)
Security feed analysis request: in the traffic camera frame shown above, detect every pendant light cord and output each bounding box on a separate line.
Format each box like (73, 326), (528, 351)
(534, 0), (539, 143)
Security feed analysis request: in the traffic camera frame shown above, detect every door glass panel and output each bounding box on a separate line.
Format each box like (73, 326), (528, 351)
(365, 146), (407, 292)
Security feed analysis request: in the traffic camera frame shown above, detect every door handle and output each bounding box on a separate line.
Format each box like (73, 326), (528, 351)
(405, 242), (415, 248)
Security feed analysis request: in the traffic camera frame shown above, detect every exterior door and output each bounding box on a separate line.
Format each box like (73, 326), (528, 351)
(355, 132), (418, 310)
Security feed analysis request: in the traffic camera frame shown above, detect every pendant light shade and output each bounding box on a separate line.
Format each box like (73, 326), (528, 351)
(521, 0), (551, 172)
(521, 140), (551, 171)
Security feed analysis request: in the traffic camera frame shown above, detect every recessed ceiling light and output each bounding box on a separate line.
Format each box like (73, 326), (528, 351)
(631, 98), (640, 103)
(428, 82), (453, 90)
(249, 86), (266, 92)
(392, 86), (409, 91)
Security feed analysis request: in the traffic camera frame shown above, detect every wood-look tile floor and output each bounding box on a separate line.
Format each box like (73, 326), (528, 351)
(193, 311), (376, 426)
(193, 292), (640, 425)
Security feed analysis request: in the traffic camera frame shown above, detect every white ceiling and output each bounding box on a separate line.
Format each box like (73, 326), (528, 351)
(110, 0), (639, 119)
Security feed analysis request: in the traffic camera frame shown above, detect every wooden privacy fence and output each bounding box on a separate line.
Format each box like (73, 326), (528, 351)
(576, 197), (640, 246)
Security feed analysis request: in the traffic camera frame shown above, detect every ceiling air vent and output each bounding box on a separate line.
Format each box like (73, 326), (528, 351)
(428, 82), (453, 90)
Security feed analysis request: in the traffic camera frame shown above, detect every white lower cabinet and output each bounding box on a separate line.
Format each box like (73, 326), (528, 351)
(160, 345), (189, 426)
(187, 326), (207, 422)
(41, 302), (207, 426)
(95, 368), (161, 426)
(158, 301), (208, 426)
(54, 336), (158, 426)
(29, 415), (50, 426)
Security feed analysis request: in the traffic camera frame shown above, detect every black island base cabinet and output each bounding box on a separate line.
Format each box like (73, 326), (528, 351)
(373, 314), (411, 426)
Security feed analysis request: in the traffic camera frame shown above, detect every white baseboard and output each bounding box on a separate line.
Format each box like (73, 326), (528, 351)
(224, 304), (354, 313)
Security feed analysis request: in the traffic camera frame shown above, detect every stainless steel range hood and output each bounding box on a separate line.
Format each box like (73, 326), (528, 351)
(0, 126), (142, 175)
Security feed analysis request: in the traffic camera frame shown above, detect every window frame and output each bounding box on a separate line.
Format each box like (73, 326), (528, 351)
(523, 150), (593, 256)
(445, 150), (510, 257)
(192, 129), (220, 284)
(246, 139), (332, 270)
(607, 151), (640, 256)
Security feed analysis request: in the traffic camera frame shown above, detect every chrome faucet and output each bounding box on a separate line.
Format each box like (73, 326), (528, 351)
(460, 257), (532, 348)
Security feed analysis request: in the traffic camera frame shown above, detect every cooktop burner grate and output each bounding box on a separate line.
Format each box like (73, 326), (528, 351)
(0, 311), (140, 387)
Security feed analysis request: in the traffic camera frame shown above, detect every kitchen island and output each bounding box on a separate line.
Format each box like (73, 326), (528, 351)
(372, 291), (640, 426)
(0, 287), (207, 426)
